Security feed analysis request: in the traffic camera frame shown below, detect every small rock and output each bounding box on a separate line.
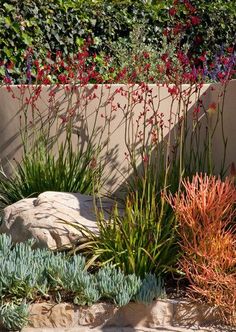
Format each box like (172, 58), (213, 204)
(28, 303), (77, 328)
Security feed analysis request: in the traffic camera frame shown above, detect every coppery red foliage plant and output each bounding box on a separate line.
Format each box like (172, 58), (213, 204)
(168, 174), (236, 325)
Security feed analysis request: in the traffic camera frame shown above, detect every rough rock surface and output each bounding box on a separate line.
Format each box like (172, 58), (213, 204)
(0, 191), (116, 250)
(21, 328), (216, 332)
(21, 300), (230, 332)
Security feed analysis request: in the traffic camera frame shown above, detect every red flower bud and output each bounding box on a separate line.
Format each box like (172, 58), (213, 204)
(190, 16), (201, 26)
(169, 7), (177, 16)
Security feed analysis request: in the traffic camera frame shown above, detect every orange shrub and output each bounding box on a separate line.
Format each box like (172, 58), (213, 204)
(168, 174), (236, 325)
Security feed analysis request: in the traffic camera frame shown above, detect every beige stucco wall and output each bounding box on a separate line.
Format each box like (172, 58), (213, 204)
(0, 81), (235, 194)
(210, 80), (236, 175)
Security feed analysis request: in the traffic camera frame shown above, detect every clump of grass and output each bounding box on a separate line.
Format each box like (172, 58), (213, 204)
(0, 138), (101, 209)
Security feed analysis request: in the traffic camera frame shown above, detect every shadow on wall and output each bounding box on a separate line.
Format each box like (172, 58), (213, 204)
(0, 81), (235, 194)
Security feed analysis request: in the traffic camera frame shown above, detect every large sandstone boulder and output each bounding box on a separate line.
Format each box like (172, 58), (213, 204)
(0, 191), (116, 250)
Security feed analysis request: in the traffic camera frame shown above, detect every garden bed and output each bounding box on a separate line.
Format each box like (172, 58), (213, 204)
(0, 2), (236, 332)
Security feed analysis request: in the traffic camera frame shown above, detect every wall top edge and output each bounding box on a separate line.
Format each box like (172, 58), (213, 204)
(1, 80), (235, 89)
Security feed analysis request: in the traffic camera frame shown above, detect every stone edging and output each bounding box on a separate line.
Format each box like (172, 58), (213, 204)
(24, 299), (230, 331)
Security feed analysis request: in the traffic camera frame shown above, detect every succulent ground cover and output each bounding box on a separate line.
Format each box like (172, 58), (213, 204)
(0, 0), (235, 330)
(0, 234), (165, 330)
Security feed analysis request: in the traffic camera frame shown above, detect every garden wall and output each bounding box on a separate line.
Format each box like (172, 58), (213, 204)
(0, 81), (235, 194)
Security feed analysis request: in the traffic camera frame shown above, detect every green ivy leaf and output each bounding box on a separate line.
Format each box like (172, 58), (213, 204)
(3, 3), (15, 12)
(76, 37), (84, 46)
(5, 17), (11, 27)
(21, 32), (33, 46)
(12, 22), (20, 34)
(3, 46), (12, 58)
(0, 67), (5, 76)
